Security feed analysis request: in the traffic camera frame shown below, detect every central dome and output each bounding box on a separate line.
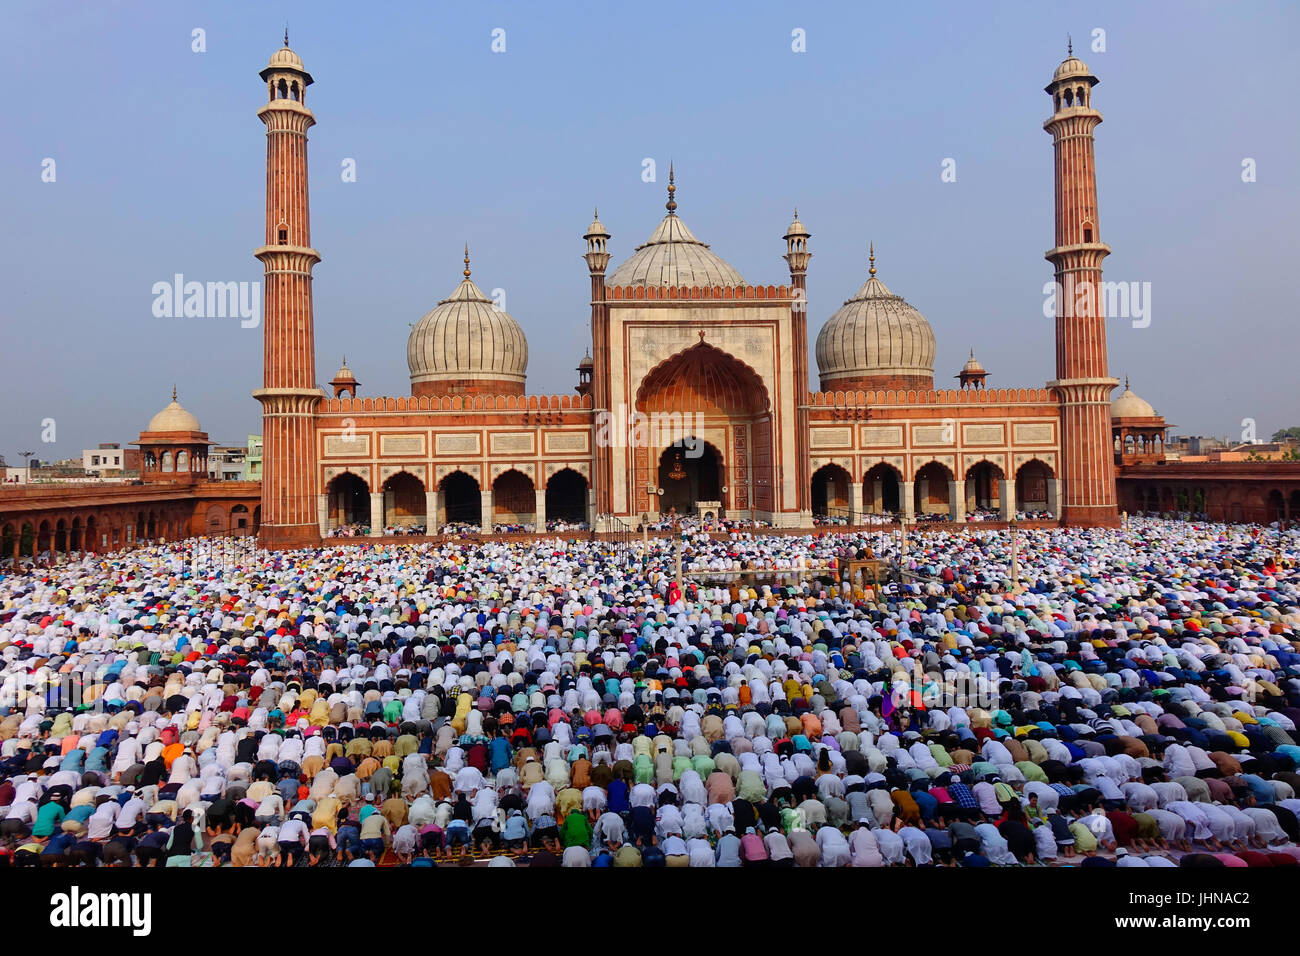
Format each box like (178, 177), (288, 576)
(816, 246), (936, 391)
(606, 169), (744, 289)
(407, 249), (528, 397)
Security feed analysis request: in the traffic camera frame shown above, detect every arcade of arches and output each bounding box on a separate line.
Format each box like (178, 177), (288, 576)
(1118, 478), (1300, 524)
(812, 459), (1059, 521)
(633, 343), (771, 520)
(321, 467), (591, 534)
(0, 486), (260, 565)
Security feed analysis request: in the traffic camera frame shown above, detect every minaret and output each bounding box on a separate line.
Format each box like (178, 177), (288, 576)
(783, 210), (813, 525)
(1044, 42), (1119, 526)
(584, 207), (612, 522)
(252, 35), (324, 548)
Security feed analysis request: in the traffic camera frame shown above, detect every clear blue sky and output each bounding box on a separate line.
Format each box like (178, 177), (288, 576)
(3, 0), (1297, 462)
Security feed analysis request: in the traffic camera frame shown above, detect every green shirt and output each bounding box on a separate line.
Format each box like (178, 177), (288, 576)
(33, 802), (65, 838)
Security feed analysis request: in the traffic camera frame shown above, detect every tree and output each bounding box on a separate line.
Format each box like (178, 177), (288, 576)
(1270, 426), (1300, 442)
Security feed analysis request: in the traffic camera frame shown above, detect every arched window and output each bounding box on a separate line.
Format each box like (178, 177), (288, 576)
(277, 79), (288, 99)
(1063, 88), (1074, 107)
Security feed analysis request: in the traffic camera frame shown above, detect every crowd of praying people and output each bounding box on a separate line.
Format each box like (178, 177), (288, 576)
(0, 517), (1297, 869)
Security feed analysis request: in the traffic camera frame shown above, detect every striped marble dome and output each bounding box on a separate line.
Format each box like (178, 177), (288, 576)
(815, 248), (936, 390)
(607, 213), (744, 289)
(606, 169), (744, 289)
(407, 252), (528, 394)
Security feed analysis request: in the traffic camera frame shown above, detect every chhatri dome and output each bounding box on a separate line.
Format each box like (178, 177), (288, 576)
(1110, 378), (1156, 419)
(260, 31), (313, 85)
(147, 386), (202, 433)
(815, 244), (937, 391)
(1048, 39), (1097, 95)
(406, 246), (529, 397)
(606, 165), (745, 289)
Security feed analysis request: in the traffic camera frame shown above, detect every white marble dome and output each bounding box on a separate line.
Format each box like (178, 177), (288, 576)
(606, 170), (743, 289)
(146, 392), (202, 433)
(816, 250), (936, 388)
(1110, 383), (1156, 419)
(407, 253), (528, 390)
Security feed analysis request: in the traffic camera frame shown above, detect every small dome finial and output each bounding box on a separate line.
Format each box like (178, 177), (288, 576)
(1125, 374), (1130, 390)
(593, 205), (599, 220)
(666, 161), (677, 214)
(284, 25), (290, 47)
(1067, 34), (1073, 57)
(868, 241), (876, 278)
(463, 243), (471, 278)
(172, 384), (177, 402)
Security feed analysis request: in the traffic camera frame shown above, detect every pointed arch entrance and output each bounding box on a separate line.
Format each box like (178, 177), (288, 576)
(656, 439), (723, 517)
(634, 341), (771, 520)
(326, 472), (371, 530)
(439, 470), (481, 527)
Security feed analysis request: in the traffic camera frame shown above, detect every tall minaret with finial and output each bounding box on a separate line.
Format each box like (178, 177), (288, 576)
(1044, 40), (1119, 526)
(253, 33), (324, 547)
(783, 208), (813, 524)
(584, 205), (612, 521)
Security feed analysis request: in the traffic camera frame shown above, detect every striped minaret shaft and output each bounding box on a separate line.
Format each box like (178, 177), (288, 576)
(253, 41), (323, 548)
(1044, 48), (1119, 527)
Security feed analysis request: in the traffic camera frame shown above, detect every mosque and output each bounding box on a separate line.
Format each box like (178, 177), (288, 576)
(250, 38), (1144, 549)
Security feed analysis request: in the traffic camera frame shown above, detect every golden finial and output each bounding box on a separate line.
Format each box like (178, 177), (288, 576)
(868, 242), (876, 278)
(172, 384), (177, 402)
(666, 161), (677, 214)
(463, 243), (471, 278)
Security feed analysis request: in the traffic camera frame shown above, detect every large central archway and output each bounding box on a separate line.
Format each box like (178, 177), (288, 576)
(634, 341), (771, 519)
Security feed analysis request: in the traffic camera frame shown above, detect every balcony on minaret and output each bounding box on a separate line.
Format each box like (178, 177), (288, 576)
(783, 211), (811, 277)
(259, 40), (314, 104)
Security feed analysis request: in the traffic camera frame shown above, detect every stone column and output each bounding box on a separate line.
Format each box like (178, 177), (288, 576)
(369, 492), (383, 536)
(1048, 479), (1061, 517)
(480, 490), (493, 534)
(998, 479), (1012, 521)
(848, 481), (859, 525)
(916, 479), (929, 515)
(901, 481), (915, 520)
(336, 491), (346, 524)
(872, 479), (883, 514)
(425, 491), (437, 533)
(948, 479), (961, 521)
(317, 494), (329, 537)
(534, 489), (546, 531)
(965, 477), (976, 512)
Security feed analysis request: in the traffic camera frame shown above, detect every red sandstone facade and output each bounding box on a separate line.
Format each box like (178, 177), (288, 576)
(245, 42), (1139, 546)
